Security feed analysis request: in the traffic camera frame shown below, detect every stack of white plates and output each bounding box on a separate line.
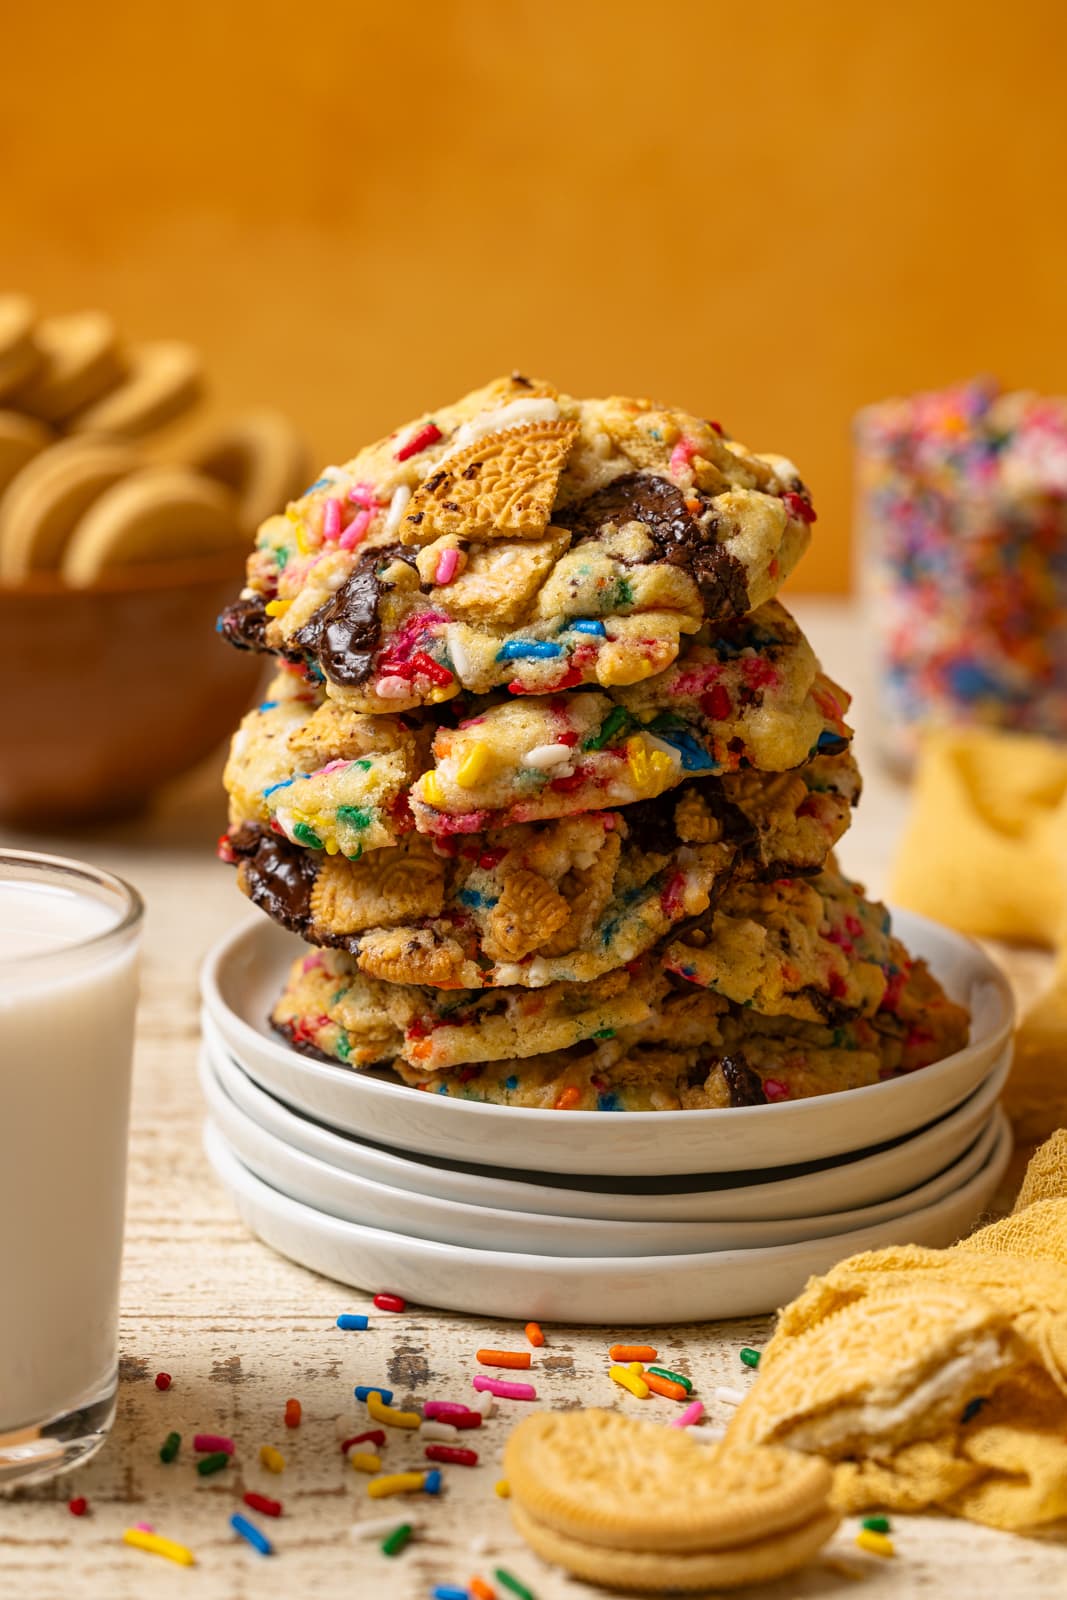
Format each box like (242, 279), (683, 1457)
(200, 913), (1014, 1324)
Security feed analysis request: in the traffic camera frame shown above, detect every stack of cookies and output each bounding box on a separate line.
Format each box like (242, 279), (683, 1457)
(216, 375), (968, 1112)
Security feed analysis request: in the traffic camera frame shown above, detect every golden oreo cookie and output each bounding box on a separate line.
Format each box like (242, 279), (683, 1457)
(0, 295), (41, 399)
(0, 436), (140, 580)
(184, 408), (309, 534)
(68, 339), (202, 438)
(0, 410), (52, 498)
(61, 465), (243, 583)
(11, 309), (123, 422)
(504, 1409), (837, 1591)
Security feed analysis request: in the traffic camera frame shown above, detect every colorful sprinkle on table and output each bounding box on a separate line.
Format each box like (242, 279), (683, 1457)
(122, 1528), (196, 1566)
(425, 1445), (478, 1466)
(669, 1399), (705, 1429)
(159, 1432), (181, 1463)
(373, 1292), (406, 1313)
(355, 1385), (393, 1404)
(259, 1445), (285, 1473)
(193, 1432), (234, 1455)
(368, 1391), (421, 1428)
(609, 1344), (657, 1362)
(196, 1451), (229, 1476)
(367, 1471), (428, 1498)
(524, 1322), (545, 1347)
(244, 1492), (283, 1517)
(380, 1521), (414, 1556)
(230, 1513), (273, 1556)
(472, 1376), (536, 1401)
(495, 1480), (511, 1498)
(856, 1529), (895, 1558)
(862, 1515), (892, 1534)
(739, 1347), (761, 1369)
(475, 1349), (531, 1370)
(67, 1497), (88, 1516)
(495, 1568), (538, 1600)
(609, 1364), (649, 1399)
(647, 1366), (691, 1391)
(154, 1372), (172, 1390)
(284, 1398), (302, 1428)
(337, 1313), (369, 1330)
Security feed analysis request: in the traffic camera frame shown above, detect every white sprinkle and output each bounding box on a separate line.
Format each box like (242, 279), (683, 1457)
(469, 1534), (492, 1555)
(376, 675), (412, 700)
(444, 397), (559, 457)
(523, 742), (573, 769)
(419, 1420), (458, 1442)
(334, 1413), (362, 1441)
(473, 1391), (495, 1419)
(382, 482), (412, 537)
(714, 1386), (746, 1407)
(351, 1514), (422, 1540)
(691, 1424), (728, 1442)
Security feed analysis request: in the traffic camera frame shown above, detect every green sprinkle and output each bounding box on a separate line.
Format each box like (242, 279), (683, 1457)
(196, 1450), (230, 1476)
(647, 1366), (692, 1392)
(862, 1515), (891, 1534)
(273, 546), (289, 569)
(330, 987), (348, 1004)
(495, 1570), (537, 1600)
(739, 1347), (761, 1369)
(292, 822), (323, 849)
(592, 1027), (615, 1039)
(380, 1522), (412, 1557)
(613, 577), (634, 608)
(335, 1034), (351, 1062)
(159, 1431), (181, 1463)
(346, 845), (364, 862)
(354, 758), (373, 771)
(583, 705), (629, 751)
(336, 805), (372, 830)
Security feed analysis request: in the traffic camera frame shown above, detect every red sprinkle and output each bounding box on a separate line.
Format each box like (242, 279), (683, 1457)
(782, 490), (817, 525)
(374, 1293), (406, 1313)
(704, 684), (732, 720)
(409, 651), (454, 687)
(763, 1077), (791, 1102)
(448, 1410), (483, 1430)
(425, 1445), (479, 1466)
(548, 772), (586, 794)
(243, 1491), (283, 1517)
(68, 1497), (88, 1517)
(154, 1372), (172, 1391)
(828, 972), (848, 999)
(284, 1398), (302, 1428)
(215, 833), (237, 865)
(395, 422), (442, 462)
(341, 1429), (386, 1454)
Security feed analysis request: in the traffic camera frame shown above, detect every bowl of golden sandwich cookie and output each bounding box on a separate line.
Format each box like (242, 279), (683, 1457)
(0, 292), (307, 824)
(198, 374), (1014, 1321)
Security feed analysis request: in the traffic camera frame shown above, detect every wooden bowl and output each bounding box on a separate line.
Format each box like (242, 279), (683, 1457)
(0, 553), (261, 825)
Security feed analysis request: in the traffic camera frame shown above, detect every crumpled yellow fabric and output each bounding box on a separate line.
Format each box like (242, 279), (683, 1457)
(890, 728), (1067, 1143)
(727, 1134), (1067, 1531)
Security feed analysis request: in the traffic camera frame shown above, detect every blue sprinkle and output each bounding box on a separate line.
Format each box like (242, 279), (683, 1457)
(433, 1590), (467, 1600)
(597, 1092), (620, 1111)
(336, 1313), (368, 1331)
(652, 728), (717, 771)
(302, 475), (331, 494)
(423, 1468), (443, 1495)
(816, 730), (846, 753)
(257, 700), (278, 712)
(567, 618), (607, 637)
(505, 1075), (519, 1091)
(262, 777), (295, 800)
(495, 639), (564, 661)
(230, 1513), (272, 1556)
(457, 888), (484, 909)
(354, 1384), (393, 1404)
(961, 1396), (988, 1424)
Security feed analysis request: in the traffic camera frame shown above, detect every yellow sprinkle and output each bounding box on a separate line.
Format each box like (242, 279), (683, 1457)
(367, 1471), (427, 1498)
(455, 741), (492, 788)
(426, 685), (458, 705)
(855, 1530), (895, 1558)
(368, 1391), (421, 1429)
(648, 750), (674, 783)
(324, 837), (340, 856)
(123, 1529), (196, 1566)
(625, 736), (650, 786)
(349, 1451), (382, 1473)
(609, 1363), (650, 1399)
(495, 1479), (511, 1498)
(259, 1444), (285, 1473)
(264, 599), (291, 616)
(628, 1361), (646, 1375)
(421, 772), (446, 809)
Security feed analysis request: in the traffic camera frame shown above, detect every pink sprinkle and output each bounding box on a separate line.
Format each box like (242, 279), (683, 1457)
(434, 546), (461, 585)
(301, 952), (324, 973)
(669, 1400), (705, 1429)
(322, 498), (342, 542)
(193, 1433), (235, 1455)
(472, 1376), (537, 1401)
(348, 481), (380, 507)
(376, 675), (413, 700)
(134, 1521), (156, 1533)
(319, 759), (350, 775)
(423, 1401), (475, 1420)
(669, 435), (697, 476)
(763, 1078), (791, 1102)
(339, 508), (374, 550)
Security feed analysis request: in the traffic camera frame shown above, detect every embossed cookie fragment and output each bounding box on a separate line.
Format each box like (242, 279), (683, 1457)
(11, 310), (123, 423)
(505, 1408), (838, 1591)
(399, 419), (579, 543)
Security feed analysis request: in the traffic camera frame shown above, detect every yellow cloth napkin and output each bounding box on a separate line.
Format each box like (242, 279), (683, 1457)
(891, 728), (1067, 1142)
(727, 1133), (1067, 1531)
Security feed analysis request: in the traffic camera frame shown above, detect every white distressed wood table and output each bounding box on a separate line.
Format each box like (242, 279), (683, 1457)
(3, 602), (1065, 1599)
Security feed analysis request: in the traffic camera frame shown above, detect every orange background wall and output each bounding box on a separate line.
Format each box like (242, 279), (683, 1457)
(2, 0), (1065, 591)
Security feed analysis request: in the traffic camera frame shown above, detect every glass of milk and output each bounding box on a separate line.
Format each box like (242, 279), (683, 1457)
(0, 849), (142, 1488)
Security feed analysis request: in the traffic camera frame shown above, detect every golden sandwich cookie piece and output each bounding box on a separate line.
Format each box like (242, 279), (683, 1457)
(61, 465), (244, 584)
(0, 294), (42, 399)
(68, 339), (202, 439)
(183, 408), (310, 536)
(0, 410), (53, 498)
(0, 436), (141, 580)
(11, 309), (123, 423)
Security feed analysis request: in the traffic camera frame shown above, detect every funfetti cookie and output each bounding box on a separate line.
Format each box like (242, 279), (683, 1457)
(218, 375), (817, 708)
(504, 1409), (838, 1591)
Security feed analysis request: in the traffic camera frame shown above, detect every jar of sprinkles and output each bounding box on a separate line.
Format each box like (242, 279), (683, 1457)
(855, 379), (1067, 770)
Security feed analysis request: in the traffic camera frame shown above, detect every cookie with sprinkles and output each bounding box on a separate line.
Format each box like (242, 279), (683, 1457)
(217, 375), (816, 709)
(223, 752), (859, 988)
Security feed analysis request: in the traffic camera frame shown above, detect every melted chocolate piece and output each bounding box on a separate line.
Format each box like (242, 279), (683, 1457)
(720, 1054), (768, 1107)
(229, 824), (318, 934)
(621, 794), (683, 858)
(556, 473), (751, 617)
(292, 544), (416, 688)
(217, 595), (269, 652)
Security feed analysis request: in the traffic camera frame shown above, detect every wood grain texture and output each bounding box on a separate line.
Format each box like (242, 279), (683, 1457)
(2, 604), (1065, 1596)
(2, 3), (1067, 594)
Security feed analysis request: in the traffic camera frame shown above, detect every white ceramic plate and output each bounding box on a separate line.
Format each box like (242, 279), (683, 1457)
(200, 913), (1014, 1177)
(203, 1113), (1012, 1322)
(202, 1020), (1012, 1221)
(201, 1041), (1007, 1255)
